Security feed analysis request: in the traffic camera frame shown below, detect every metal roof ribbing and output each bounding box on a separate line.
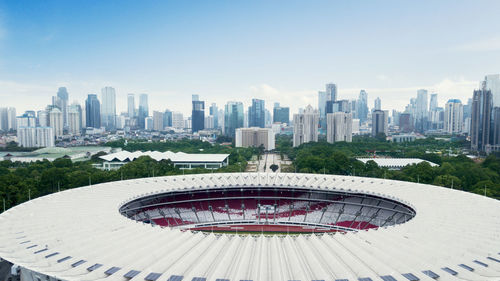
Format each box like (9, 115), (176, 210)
(0, 173), (499, 281)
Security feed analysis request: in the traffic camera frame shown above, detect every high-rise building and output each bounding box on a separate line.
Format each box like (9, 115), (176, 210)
(293, 105), (319, 147)
(493, 107), (500, 146)
(372, 110), (388, 137)
(471, 87), (493, 152)
(484, 74), (500, 107)
(68, 104), (82, 135)
(191, 95), (205, 133)
(145, 117), (154, 131)
(430, 93), (438, 111)
(127, 94), (135, 118)
(415, 89), (428, 132)
(235, 127), (275, 150)
(224, 101), (244, 137)
(318, 91), (328, 129)
(326, 112), (352, 143)
(172, 112), (184, 129)
(101, 87), (116, 130)
(444, 99), (463, 134)
(205, 115), (214, 129)
(17, 127), (54, 148)
(374, 97), (381, 111)
(326, 83), (337, 102)
(399, 113), (413, 133)
(49, 108), (63, 137)
(85, 94), (101, 129)
(248, 99), (265, 128)
(327, 99), (350, 114)
(57, 87), (69, 127)
(7, 108), (15, 130)
(273, 103), (290, 124)
(16, 112), (36, 130)
(416, 89), (428, 118)
(138, 94), (149, 129)
(0, 108), (8, 131)
(153, 111), (164, 131)
(209, 103), (218, 129)
(357, 90), (368, 122)
(164, 109), (173, 127)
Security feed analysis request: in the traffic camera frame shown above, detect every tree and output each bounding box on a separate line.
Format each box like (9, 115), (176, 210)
(269, 164), (279, 172)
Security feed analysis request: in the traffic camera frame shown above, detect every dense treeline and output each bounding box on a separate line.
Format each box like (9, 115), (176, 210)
(276, 136), (500, 199)
(0, 140), (255, 211)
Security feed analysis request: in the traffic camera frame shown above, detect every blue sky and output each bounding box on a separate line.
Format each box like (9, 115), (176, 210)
(1, 0), (499, 115)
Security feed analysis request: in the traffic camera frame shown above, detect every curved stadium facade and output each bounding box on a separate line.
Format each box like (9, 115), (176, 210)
(1, 173), (500, 281)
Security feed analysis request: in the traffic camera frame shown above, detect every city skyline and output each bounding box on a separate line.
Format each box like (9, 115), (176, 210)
(1, 1), (499, 114)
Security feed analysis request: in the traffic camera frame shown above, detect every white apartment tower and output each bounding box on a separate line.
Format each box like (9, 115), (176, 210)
(326, 112), (353, 143)
(293, 105), (319, 147)
(444, 99), (463, 134)
(49, 108), (64, 137)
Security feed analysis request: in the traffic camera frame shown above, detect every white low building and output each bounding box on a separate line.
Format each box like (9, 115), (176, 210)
(356, 158), (438, 170)
(98, 150), (230, 170)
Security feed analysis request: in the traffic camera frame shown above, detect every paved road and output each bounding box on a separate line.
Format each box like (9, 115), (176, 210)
(257, 153), (281, 172)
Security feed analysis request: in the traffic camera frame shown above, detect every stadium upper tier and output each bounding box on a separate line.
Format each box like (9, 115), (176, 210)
(1, 173), (500, 281)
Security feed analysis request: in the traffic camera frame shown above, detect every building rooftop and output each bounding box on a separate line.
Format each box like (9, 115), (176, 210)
(100, 150), (230, 163)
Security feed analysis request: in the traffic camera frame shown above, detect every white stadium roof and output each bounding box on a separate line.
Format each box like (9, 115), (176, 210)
(100, 150), (229, 163)
(1, 173), (500, 281)
(356, 158), (439, 168)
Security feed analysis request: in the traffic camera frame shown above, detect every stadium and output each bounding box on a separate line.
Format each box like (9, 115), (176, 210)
(1, 172), (500, 281)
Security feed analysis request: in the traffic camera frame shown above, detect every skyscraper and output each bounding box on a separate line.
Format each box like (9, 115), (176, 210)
(49, 108), (63, 137)
(273, 103), (290, 124)
(85, 94), (101, 129)
(209, 103), (218, 129)
(248, 98), (265, 128)
(57, 87), (69, 127)
(172, 112), (184, 129)
(138, 94), (149, 129)
(416, 89), (428, 118)
(318, 91), (327, 128)
(399, 113), (413, 133)
(430, 93), (438, 111)
(68, 104), (82, 135)
(164, 109), (173, 127)
(326, 112), (352, 143)
(224, 101), (244, 137)
(471, 87), (492, 152)
(415, 89), (428, 131)
(357, 90), (368, 122)
(484, 74), (500, 107)
(444, 99), (463, 134)
(101, 87), (116, 130)
(372, 110), (388, 137)
(326, 83), (337, 102)
(0, 108), (8, 131)
(293, 105), (319, 147)
(153, 111), (164, 131)
(374, 97), (381, 111)
(7, 107), (16, 131)
(191, 95), (205, 133)
(127, 94), (135, 118)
